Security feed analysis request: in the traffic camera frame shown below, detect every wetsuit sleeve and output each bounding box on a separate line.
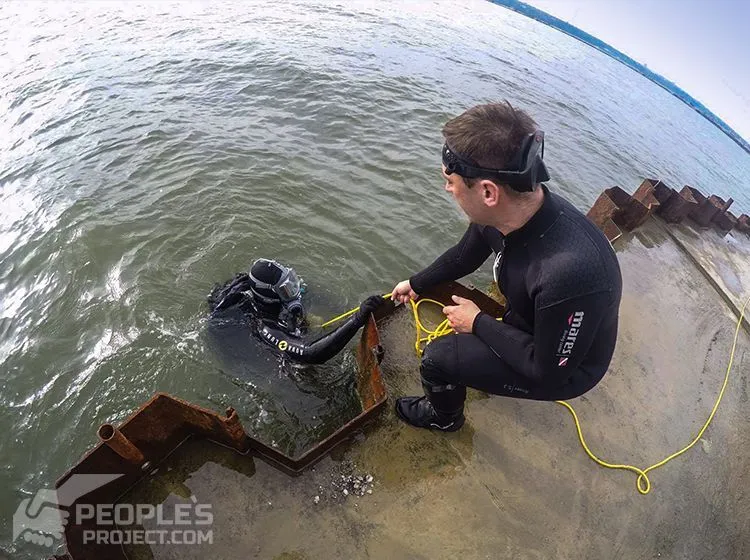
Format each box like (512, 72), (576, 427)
(409, 223), (492, 294)
(472, 291), (611, 383)
(259, 314), (365, 365)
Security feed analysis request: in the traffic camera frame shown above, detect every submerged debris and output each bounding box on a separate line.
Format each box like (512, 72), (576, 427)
(330, 460), (375, 498)
(312, 459), (376, 504)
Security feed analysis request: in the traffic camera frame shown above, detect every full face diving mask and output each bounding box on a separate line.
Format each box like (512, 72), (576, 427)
(248, 259), (305, 332)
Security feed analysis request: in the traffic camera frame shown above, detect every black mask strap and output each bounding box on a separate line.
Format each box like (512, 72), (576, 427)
(442, 131), (550, 192)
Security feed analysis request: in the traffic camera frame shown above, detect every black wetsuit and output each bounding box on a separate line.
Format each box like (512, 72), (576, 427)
(409, 185), (622, 401)
(208, 275), (375, 365)
(255, 315), (365, 365)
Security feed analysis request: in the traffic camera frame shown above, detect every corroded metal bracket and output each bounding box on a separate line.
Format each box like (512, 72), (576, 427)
(684, 185), (720, 228)
(586, 188), (623, 242)
(587, 183), (661, 242)
(646, 179), (698, 224)
(708, 195), (737, 236)
(52, 394), (254, 560)
(51, 314), (389, 560)
(737, 214), (750, 235)
(587, 179), (743, 240)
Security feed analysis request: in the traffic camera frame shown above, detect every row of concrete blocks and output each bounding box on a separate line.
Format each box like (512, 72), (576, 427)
(586, 179), (750, 242)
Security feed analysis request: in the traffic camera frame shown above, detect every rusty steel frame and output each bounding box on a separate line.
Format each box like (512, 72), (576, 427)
(684, 185), (721, 227)
(50, 281), (503, 560)
(646, 180), (698, 224)
(586, 184), (660, 241)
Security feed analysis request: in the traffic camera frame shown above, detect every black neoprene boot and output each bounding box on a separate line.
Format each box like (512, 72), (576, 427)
(395, 380), (466, 432)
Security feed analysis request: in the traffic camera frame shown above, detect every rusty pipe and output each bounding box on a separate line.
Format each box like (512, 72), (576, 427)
(97, 424), (145, 465)
(223, 408), (250, 452)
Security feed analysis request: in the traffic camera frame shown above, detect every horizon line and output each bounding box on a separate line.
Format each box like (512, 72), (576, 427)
(489, 0), (750, 156)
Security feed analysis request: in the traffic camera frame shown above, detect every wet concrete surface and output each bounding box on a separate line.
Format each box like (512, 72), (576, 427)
(664, 221), (750, 330)
(118, 217), (750, 560)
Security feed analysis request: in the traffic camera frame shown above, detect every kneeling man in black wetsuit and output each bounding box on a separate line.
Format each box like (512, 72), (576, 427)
(391, 102), (622, 432)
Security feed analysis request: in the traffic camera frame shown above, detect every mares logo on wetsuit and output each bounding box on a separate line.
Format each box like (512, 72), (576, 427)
(556, 311), (584, 367)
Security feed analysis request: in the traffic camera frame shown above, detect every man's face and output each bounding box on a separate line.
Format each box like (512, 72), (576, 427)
(442, 164), (484, 222)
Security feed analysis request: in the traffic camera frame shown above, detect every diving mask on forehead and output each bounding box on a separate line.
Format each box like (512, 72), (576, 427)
(442, 131), (550, 192)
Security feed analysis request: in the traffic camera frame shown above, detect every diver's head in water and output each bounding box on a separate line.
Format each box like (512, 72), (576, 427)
(210, 258), (307, 335)
(247, 258), (306, 334)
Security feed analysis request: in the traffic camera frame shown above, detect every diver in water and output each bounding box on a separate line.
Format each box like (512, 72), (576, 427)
(208, 258), (385, 364)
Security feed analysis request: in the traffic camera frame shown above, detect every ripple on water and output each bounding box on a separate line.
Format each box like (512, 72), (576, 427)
(1, 3), (749, 556)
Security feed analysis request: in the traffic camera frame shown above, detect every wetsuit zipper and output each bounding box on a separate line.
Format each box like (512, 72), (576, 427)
(492, 238), (509, 321)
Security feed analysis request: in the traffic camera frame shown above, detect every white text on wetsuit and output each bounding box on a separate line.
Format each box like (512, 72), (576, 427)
(260, 327), (305, 356)
(556, 311), (584, 366)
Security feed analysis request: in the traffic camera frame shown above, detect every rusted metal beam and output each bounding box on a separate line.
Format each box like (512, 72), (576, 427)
(586, 186), (654, 238)
(705, 195), (737, 237)
(585, 190), (624, 243)
(586, 190), (619, 230)
(737, 214), (750, 235)
(632, 179), (661, 213)
(601, 219), (623, 243)
(55, 394), (257, 560)
(654, 185), (698, 223)
(97, 424), (145, 465)
(607, 186), (651, 230)
(648, 179), (674, 205)
(639, 179), (698, 224)
(417, 281), (505, 317)
(708, 194), (734, 213)
(712, 209), (738, 237)
(684, 185), (719, 227)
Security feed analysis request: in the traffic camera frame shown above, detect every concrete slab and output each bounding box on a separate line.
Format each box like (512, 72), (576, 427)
(118, 218), (750, 560)
(664, 220), (750, 330)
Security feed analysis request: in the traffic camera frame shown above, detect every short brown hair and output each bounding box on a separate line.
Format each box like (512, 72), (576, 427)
(442, 101), (538, 173)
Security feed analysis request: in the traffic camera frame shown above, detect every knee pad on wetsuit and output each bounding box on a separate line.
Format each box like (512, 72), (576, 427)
(420, 337), (466, 413)
(420, 336), (457, 385)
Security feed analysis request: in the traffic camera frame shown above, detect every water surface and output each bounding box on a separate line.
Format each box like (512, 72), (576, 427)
(2, 2), (749, 557)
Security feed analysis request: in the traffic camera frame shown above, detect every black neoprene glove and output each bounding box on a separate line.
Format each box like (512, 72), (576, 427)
(355, 295), (386, 322)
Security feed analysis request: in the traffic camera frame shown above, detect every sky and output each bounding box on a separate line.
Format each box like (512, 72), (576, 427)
(525, 0), (750, 142)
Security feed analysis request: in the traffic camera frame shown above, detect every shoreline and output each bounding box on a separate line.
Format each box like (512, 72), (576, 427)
(492, 0), (750, 156)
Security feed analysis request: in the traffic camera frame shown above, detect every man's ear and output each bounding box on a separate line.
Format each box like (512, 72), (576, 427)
(478, 179), (501, 207)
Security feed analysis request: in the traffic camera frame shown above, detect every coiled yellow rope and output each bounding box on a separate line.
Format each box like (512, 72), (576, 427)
(408, 298), (457, 355)
(323, 292), (749, 495)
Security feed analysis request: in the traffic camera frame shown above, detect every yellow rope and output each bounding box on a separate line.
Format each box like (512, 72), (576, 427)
(322, 291), (749, 495)
(556, 294), (749, 494)
(409, 298), (455, 355)
(407, 298), (503, 356)
(319, 293), (393, 328)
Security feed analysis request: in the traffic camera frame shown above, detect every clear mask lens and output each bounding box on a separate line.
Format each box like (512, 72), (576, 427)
(275, 269), (301, 301)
